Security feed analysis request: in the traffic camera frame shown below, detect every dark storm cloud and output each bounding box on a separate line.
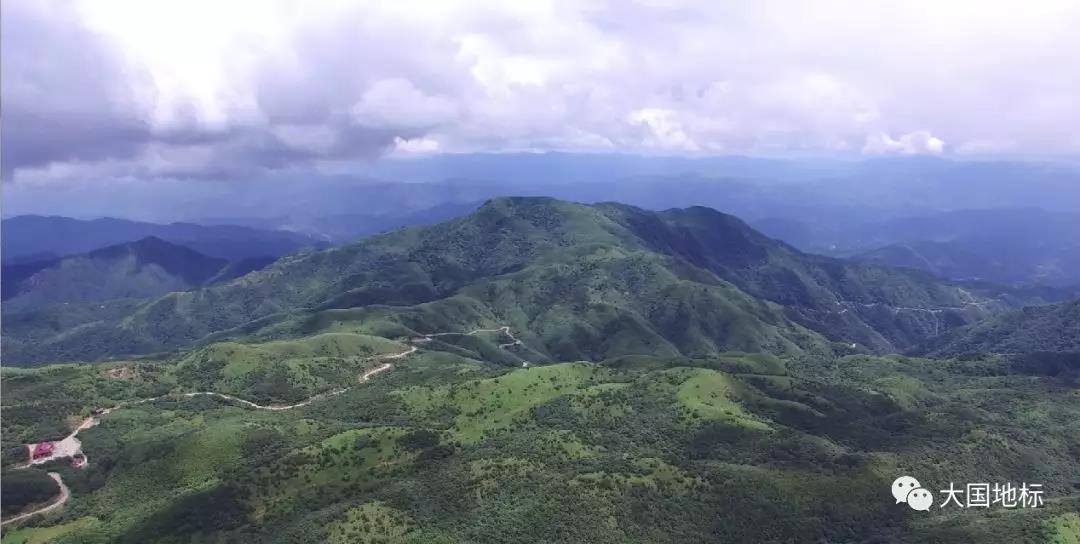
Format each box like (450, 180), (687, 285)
(0, 1), (146, 175)
(0, 1), (418, 181)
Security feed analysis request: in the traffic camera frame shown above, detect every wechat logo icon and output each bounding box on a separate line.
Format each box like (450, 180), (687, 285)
(892, 475), (933, 511)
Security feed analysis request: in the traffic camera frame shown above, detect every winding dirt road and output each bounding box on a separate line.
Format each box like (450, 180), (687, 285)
(0, 473), (70, 527)
(0, 325), (521, 526)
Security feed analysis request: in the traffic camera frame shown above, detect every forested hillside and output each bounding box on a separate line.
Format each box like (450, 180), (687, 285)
(2, 347), (1076, 543)
(2, 237), (274, 309)
(1, 215), (320, 262)
(2, 198), (1046, 365)
(918, 298), (1080, 356)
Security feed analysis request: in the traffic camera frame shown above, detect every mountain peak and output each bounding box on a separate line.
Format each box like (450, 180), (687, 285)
(3, 236), (230, 308)
(2, 197), (1043, 365)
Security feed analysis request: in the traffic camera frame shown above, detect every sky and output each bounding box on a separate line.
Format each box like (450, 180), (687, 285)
(3, 0), (1080, 187)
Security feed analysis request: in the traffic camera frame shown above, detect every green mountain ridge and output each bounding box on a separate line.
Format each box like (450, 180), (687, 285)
(1, 215), (322, 262)
(2, 237), (273, 311)
(917, 298), (1080, 356)
(1, 198), (1046, 366)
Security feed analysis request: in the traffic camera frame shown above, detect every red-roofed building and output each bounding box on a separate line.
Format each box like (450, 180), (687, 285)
(31, 441), (55, 459)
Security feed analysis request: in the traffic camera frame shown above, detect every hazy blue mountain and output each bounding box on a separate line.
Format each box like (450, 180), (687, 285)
(851, 241), (1011, 282)
(6, 155), (1080, 223)
(198, 201), (484, 244)
(1, 215), (322, 263)
(755, 208), (1080, 287)
(2, 237), (275, 309)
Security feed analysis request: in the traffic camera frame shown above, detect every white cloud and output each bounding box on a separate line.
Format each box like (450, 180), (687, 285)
(351, 79), (458, 130)
(3, 0), (1079, 182)
(272, 124), (339, 154)
(863, 131), (946, 155)
(391, 136), (441, 155)
(628, 108), (698, 151)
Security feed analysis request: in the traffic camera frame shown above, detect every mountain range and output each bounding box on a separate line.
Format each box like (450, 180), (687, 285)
(1, 215), (322, 264)
(196, 201), (484, 244)
(917, 298), (1080, 357)
(2, 197), (1060, 366)
(2, 237), (274, 309)
(3, 195), (1078, 544)
(755, 208), (1080, 288)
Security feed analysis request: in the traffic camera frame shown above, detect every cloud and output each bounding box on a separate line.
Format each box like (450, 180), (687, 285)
(392, 136), (442, 155)
(3, 0), (1079, 183)
(628, 108), (699, 151)
(351, 79), (459, 130)
(863, 131), (946, 155)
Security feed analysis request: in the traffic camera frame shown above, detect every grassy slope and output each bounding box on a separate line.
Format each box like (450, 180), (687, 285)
(2, 346), (1077, 543)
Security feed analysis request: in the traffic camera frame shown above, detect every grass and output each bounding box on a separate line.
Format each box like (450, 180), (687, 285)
(671, 368), (771, 430)
(326, 501), (415, 544)
(1049, 513), (1080, 544)
(1, 517), (102, 544)
(573, 457), (703, 495)
(249, 426), (420, 521)
(394, 363), (610, 442)
(2, 343), (1078, 543)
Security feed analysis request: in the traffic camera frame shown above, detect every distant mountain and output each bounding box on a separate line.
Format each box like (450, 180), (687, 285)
(917, 298), (1080, 357)
(198, 201), (484, 244)
(2, 198), (1048, 365)
(9, 155), (1080, 228)
(1, 237), (273, 309)
(1, 215), (322, 263)
(851, 241), (1005, 282)
(756, 208), (1080, 288)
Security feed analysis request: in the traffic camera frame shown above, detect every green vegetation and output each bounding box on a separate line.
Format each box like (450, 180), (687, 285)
(1, 469), (59, 516)
(1, 198), (1076, 542)
(2, 237), (252, 310)
(920, 299), (1080, 356)
(3, 198), (1040, 365)
(170, 333), (405, 403)
(2, 343), (1077, 542)
(1049, 513), (1080, 544)
(1, 517), (101, 544)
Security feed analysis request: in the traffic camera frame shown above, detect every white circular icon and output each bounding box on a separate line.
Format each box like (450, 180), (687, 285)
(891, 475), (921, 503)
(906, 487), (933, 511)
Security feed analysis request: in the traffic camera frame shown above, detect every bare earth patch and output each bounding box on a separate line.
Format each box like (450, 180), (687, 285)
(103, 366), (138, 380)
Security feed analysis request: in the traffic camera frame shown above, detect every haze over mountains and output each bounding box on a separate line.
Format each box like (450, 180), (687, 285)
(1, 237), (275, 308)
(7, 155), (1080, 289)
(0, 215), (322, 264)
(8, 156), (1080, 224)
